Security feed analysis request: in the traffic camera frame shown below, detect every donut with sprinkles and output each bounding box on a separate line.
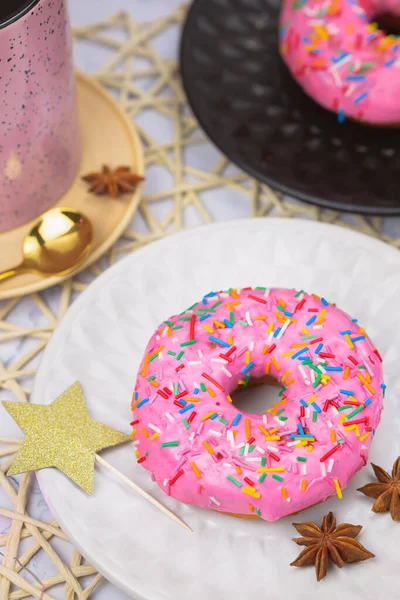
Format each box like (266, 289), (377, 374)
(279, 0), (400, 124)
(131, 288), (384, 521)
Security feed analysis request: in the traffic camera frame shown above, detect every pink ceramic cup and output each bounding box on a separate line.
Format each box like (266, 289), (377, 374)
(0, 0), (81, 233)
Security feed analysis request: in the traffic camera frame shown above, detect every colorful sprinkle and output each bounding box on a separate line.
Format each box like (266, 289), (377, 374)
(134, 287), (383, 522)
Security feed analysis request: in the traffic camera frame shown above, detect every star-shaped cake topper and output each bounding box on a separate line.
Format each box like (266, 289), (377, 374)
(2, 382), (191, 531)
(3, 381), (129, 494)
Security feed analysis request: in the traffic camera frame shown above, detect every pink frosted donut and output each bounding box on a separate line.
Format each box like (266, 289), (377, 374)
(132, 287), (384, 522)
(279, 0), (400, 124)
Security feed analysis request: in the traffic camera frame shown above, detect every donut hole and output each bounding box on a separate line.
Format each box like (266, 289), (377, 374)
(373, 12), (400, 36)
(231, 375), (281, 415)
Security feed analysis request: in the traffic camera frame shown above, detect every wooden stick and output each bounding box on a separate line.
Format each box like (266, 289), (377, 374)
(95, 455), (192, 532)
(0, 563), (54, 600)
(2, 438), (192, 532)
(0, 445), (21, 458)
(0, 437), (23, 445)
(0, 509), (69, 542)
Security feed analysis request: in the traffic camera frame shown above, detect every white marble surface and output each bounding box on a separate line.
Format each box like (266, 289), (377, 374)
(1, 0), (400, 598)
(0, 4), (183, 599)
(0, 2), (247, 598)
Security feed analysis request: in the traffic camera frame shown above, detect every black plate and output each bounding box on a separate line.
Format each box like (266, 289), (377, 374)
(0, 1), (39, 29)
(180, 0), (400, 215)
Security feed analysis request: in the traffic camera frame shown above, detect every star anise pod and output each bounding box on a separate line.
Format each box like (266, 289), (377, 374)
(82, 165), (144, 198)
(290, 511), (374, 581)
(358, 457), (400, 521)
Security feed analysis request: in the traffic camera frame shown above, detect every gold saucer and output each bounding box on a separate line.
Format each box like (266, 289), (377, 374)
(0, 72), (144, 300)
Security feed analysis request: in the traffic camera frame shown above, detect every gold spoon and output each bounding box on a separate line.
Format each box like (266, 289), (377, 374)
(0, 208), (93, 283)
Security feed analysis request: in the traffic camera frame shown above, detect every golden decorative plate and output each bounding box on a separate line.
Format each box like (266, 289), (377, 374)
(0, 72), (144, 300)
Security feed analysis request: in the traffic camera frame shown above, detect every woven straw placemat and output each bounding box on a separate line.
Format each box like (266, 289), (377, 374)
(0, 6), (399, 599)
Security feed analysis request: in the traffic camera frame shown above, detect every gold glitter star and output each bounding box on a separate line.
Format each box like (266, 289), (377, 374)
(3, 381), (129, 494)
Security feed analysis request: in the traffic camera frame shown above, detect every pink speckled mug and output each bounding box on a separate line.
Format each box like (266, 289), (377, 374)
(0, 0), (81, 233)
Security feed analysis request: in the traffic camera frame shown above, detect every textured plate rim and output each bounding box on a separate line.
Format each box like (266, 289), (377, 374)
(32, 218), (400, 599)
(179, 0), (400, 217)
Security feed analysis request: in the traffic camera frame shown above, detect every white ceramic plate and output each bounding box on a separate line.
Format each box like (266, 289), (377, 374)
(33, 219), (400, 600)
